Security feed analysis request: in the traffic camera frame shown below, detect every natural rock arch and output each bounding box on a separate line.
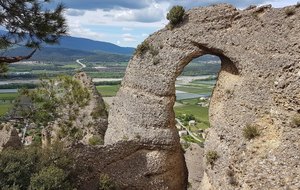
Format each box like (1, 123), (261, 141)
(102, 4), (300, 189)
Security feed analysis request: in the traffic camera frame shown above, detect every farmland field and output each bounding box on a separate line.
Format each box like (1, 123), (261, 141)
(0, 93), (18, 101)
(174, 99), (210, 130)
(0, 57), (219, 126)
(96, 85), (120, 97)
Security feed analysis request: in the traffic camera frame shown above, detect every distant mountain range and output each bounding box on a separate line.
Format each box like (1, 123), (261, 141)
(0, 31), (134, 62)
(49, 36), (134, 55)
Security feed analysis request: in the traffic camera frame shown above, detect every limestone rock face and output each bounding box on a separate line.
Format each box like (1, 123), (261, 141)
(104, 4), (300, 190)
(73, 72), (108, 145)
(0, 123), (21, 151)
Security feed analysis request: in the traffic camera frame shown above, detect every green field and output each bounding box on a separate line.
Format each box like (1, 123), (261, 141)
(61, 64), (81, 69)
(0, 103), (13, 115)
(176, 85), (213, 95)
(174, 98), (210, 130)
(0, 93), (18, 101)
(96, 85), (120, 97)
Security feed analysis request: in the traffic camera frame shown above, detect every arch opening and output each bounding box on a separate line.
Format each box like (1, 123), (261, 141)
(174, 53), (238, 188)
(174, 54), (221, 142)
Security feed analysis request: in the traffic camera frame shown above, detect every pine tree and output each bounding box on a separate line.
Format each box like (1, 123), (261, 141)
(0, 0), (67, 71)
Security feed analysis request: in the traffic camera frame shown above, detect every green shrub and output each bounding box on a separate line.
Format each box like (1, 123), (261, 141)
(0, 148), (38, 189)
(285, 8), (296, 16)
(243, 124), (260, 140)
(91, 104), (107, 119)
(292, 114), (300, 127)
(0, 143), (74, 190)
(135, 41), (159, 57)
(99, 174), (116, 190)
(166, 6), (185, 29)
(88, 135), (104, 146)
(12, 75), (91, 129)
(30, 166), (72, 190)
(206, 150), (219, 165)
(135, 41), (150, 56)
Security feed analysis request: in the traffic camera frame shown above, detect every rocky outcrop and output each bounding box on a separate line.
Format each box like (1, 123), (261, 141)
(104, 3), (300, 190)
(43, 72), (108, 147)
(0, 123), (21, 151)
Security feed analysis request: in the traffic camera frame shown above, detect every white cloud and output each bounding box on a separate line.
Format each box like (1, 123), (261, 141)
(67, 22), (105, 41)
(113, 3), (165, 23)
(122, 33), (136, 42)
(122, 27), (133, 31)
(63, 0), (298, 47)
(260, 0), (298, 7)
(66, 9), (85, 16)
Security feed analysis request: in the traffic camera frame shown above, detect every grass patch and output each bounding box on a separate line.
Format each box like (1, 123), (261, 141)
(206, 150), (219, 165)
(285, 8), (296, 16)
(96, 85), (120, 97)
(243, 124), (260, 140)
(182, 135), (204, 143)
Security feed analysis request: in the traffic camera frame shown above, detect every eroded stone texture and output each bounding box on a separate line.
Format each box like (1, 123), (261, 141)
(105, 4), (300, 190)
(74, 141), (186, 189)
(0, 123), (21, 151)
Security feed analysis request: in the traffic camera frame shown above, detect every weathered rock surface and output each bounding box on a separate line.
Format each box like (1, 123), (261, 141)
(184, 143), (204, 190)
(73, 141), (186, 189)
(0, 123), (21, 151)
(104, 3), (300, 190)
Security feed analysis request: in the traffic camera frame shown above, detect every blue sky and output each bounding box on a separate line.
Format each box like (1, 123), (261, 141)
(53, 0), (298, 47)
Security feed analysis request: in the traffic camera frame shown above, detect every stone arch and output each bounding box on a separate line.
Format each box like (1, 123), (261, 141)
(105, 4), (241, 147)
(104, 4), (300, 189)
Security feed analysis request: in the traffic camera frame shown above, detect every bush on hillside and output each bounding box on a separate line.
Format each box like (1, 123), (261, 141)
(0, 143), (75, 189)
(30, 166), (72, 190)
(135, 41), (150, 56)
(99, 174), (117, 190)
